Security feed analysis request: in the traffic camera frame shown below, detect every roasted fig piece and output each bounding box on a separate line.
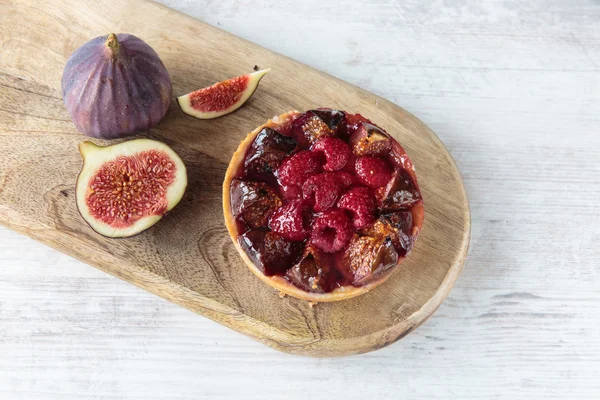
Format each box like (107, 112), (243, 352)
(342, 234), (398, 285)
(177, 69), (269, 119)
(230, 179), (282, 229)
(62, 33), (172, 139)
(292, 108), (346, 147)
(364, 211), (414, 257)
(76, 139), (187, 237)
(238, 229), (303, 275)
(349, 122), (392, 156)
(244, 127), (297, 177)
(377, 168), (422, 211)
(379, 211), (414, 256)
(285, 246), (337, 293)
(311, 109), (346, 132)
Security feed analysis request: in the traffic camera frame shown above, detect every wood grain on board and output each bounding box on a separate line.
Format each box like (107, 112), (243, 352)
(0, 0), (469, 356)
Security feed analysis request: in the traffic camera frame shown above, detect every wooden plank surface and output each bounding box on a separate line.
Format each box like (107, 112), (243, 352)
(0, 0), (469, 357)
(1, 0), (599, 398)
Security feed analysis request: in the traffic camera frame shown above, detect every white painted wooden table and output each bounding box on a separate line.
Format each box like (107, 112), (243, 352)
(1, 1), (599, 398)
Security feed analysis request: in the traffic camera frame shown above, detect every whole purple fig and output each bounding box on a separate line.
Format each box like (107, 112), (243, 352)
(61, 33), (172, 139)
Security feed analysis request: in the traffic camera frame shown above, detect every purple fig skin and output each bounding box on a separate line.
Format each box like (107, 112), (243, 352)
(61, 33), (172, 139)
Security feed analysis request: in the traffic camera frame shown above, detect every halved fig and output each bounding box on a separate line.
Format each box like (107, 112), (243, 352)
(177, 69), (270, 119)
(76, 139), (187, 238)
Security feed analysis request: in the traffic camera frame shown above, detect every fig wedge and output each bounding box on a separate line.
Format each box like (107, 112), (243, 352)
(76, 139), (187, 238)
(177, 69), (270, 119)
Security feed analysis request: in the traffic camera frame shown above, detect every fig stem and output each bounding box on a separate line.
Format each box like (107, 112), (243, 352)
(105, 33), (119, 56)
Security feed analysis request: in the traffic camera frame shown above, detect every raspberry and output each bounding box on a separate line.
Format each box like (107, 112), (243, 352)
(311, 209), (353, 253)
(311, 137), (350, 171)
(280, 184), (303, 200)
(277, 150), (322, 187)
(337, 187), (377, 229)
(341, 153), (357, 175)
(268, 200), (311, 241)
(355, 156), (392, 188)
(302, 171), (353, 212)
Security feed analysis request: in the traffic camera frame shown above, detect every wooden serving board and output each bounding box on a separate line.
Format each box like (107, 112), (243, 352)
(0, 0), (470, 356)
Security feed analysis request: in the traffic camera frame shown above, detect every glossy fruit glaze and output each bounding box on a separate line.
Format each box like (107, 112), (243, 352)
(230, 109), (423, 293)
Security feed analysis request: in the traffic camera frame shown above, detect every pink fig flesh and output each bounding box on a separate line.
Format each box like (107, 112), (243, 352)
(177, 69), (270, 119)
(76, 139), (187, 238)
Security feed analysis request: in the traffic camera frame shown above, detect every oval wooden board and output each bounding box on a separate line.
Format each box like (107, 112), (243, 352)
(0, 0), (470, 356)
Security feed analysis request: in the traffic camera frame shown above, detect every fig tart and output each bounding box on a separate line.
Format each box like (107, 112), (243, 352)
(223, 109), (424, 302)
